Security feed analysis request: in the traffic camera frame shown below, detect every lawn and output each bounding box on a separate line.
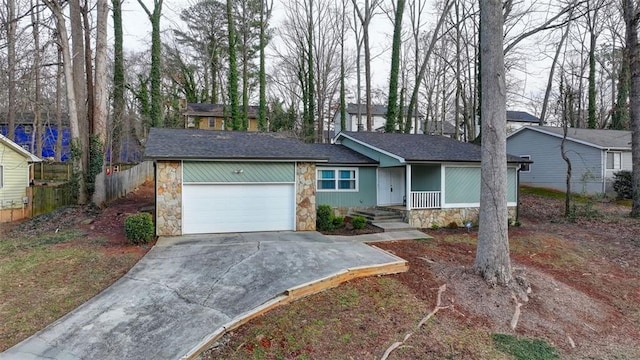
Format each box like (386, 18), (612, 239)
(0, 183), (153, 351)
(202, 190), (640, 360)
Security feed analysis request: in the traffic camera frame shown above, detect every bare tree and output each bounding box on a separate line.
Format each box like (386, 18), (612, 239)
(351, 0), (382, 130)
(91, 0), (109, 206)
(43, 0), (86, 204)
(622, 0), (640, 216)
(473, 0), (511, 285)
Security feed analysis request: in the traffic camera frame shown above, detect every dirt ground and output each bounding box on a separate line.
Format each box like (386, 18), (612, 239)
(207, 193), (640, 359)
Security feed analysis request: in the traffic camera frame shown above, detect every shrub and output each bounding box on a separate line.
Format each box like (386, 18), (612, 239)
(447, 221), (459, 229)
(613, 170), (633, 199)
(492, 333), (559, 360)
(316, 205), (334, 231)
(332, 216), (345, 229)
(351, 215), (367, 230)
(124, 213), (154, 245)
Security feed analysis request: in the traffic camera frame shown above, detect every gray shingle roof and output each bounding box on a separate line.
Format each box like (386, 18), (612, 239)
(311, 144), (377, 165)
(144, 128), (327, 161)
(506, 110), (541, 123)
(519, 126), (632, 150)
(339, 131), (526, 163)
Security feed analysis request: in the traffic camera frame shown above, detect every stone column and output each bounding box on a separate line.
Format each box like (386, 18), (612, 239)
(156, 161), (182, 236)
(296, 162), (316, 231)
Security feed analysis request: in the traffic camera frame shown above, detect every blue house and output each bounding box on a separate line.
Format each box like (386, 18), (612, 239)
(507, 126), (632, 194)
(0, 113), (71, 161)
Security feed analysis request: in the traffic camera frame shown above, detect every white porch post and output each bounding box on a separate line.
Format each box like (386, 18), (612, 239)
(406, 164), (412, 210)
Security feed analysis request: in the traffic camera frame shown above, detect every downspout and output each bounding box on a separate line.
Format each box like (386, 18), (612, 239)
(602, 148), (608, 193)
(516, 165), (521, 223)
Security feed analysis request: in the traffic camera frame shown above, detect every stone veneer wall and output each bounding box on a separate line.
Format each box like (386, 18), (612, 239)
(156, 161), (182, 236)
(296, 162), (316, 231)
(405, 207), (518, 228)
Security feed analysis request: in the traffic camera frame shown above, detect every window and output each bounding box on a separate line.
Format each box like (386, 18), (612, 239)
(606, 152), (621, 170)
(208, 118), (216, 128)
(23, 125), (32, 134)
(317, 168), (358, 191)
(519, 155), (531, 172)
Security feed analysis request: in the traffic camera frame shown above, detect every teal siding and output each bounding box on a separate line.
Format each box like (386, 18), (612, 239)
(444, 166), (518, 204)
(445, 167), (480, 204)
(340, 138), (402, 167)
(507, 167), (517, 202)
(316, 167), (377, 207)
(412, 165), (441, 191)
(183, 161), (294, 183)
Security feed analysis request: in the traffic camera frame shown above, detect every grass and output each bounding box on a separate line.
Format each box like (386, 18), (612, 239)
(492, 333), (559, 360)
(0, 230), (141, 351)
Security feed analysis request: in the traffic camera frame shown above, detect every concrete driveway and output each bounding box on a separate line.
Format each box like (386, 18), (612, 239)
(2, 231), (408, 360)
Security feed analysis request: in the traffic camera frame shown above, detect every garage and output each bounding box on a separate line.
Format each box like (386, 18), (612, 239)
(182, 183), (295, 234)
(181, 161), (296, 234)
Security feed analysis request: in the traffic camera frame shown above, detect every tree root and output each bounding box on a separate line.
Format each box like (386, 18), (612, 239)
(381, 284), (459, 360)
(510, 292), (522, 330)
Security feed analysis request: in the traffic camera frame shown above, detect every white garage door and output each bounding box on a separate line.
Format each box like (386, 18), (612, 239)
(182, 183), (295, 234)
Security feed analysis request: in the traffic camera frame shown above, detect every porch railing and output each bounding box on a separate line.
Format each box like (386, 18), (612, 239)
(410, 191), (441, 209)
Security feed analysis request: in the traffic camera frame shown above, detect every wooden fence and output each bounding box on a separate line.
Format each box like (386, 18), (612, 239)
(34, 162), (72, 181)
(27, 161), (153, 218)
(29, 182), (76, 217)
(105, 161), (153, 202)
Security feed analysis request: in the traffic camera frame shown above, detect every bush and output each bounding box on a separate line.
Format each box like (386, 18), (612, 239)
(124, 213), (154, 245)
(613, 170), (633, 199)
(332, 216), (345, 229)
(316, 205), (334, 231)
(447, 221), (459, 229)
(351, 215), (367, 230)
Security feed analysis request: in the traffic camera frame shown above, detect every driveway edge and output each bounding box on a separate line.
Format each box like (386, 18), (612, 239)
(180, 258), (408, 360)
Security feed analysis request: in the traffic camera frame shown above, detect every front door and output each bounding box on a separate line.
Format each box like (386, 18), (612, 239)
(377, 167), (405, 206)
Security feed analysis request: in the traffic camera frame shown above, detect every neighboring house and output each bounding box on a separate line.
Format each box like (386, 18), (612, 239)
(506, 126), (632, 194)
(506, 110), (542, 134)
(0, 112), (71, 160)
(0, 133), (42, 222)
(183, 103), (261, 131)
(145, 128), (528, 235)
(333, 103), (425, 134)
(423, 120), (458, 138)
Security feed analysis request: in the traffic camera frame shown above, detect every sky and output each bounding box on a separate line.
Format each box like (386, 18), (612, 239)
(120, 0), (548, 113)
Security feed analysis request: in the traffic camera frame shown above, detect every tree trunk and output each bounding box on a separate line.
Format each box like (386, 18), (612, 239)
(226, 0), (240, 129)
(31, 0), (43, 157)
(112, 0), (125, 162)
(473, 0), (511, 286)
(55, 48), (63, 162)
(45, 0), (86, 204)
(623, 0), (640, 217)
(306, 0), (315, 142)
(6, 0), (16, 141)
(82, 3), (95, 133)
(540, 18), (572, 124)
(385, 0), (406, 132)
(92, 0), (109, 206)
(137, 0), (164, 127)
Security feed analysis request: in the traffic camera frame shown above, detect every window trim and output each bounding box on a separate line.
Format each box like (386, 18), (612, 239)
(316, 167), (359, 192)
(606, 151), (622, 170)
(0, 165), (3, 188)
(519, 155), (531, 173)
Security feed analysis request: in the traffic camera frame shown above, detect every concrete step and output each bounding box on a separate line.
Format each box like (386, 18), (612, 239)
(351, 211), (404, 223)
(371, 221), (417, 232)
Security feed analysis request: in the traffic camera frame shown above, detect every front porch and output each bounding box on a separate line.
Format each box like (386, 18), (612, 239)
(378, 205), (518, 229)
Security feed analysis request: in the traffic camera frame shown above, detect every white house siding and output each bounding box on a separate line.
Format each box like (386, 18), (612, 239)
(334, 113), (422, 134)
(0, 142), (29, 210)
(507, 129), (604, 194)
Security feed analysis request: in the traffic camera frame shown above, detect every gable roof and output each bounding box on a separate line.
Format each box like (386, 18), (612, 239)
(311, 144), (377, 165)
(508, 126), (632, 150)
(337, 131), (526, 163)
(0, 133), (42, 162)
(144, 128), (328, 162)
(184, 103), (260, 119)
(345, 103), (424, 118)
(506, 110), (541, 124)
